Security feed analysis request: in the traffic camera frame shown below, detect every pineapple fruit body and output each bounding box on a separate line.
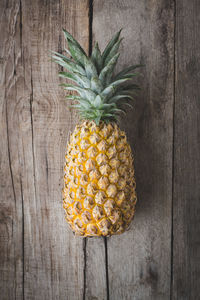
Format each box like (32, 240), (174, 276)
(63, 121), (137, 236)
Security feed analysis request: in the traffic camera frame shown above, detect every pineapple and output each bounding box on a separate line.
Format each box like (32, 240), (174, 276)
(52, 29), (141, 236)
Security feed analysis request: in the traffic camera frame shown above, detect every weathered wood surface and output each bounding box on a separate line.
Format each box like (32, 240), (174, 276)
(0, 0), (200, 299)
(93, 1), (174, 299)
(0, 1), (89, 299)
(21, 1), (90, 299)
(173, 0), (200, 299)
(0, 1), (24, 299)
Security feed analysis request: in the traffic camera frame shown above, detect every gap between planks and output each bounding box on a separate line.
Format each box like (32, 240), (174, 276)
(83, 2), (110, 300)
(170, 0), (176, 299)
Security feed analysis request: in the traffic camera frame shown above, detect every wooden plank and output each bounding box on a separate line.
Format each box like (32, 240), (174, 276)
(20, 1), (89, 299)
(93, 1), (174, 299)
(172, 0), (200, 299)
(0, 1), (25, 299)
(83, 3), (109, 300)
(85, 237), (107, 300)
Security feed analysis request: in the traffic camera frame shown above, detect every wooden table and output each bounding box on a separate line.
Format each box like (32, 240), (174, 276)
(1, 0), (200, 299)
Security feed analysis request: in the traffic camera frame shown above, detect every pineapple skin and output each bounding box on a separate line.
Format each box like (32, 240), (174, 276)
(63, 121), (137, 237)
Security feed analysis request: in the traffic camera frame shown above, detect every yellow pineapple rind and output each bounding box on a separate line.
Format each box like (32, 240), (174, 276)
(63, 121), (137, 237)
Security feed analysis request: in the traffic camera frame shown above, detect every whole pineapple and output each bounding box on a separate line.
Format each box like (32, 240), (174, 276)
(53, 29), (141, 236)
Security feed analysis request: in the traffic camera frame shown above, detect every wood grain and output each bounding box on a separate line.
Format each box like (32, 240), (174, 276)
(0, 0), (89, 299)
(0, 1), (25, 299)
(93, 1), (174, 299)
(172, 0), (200, 299)
(22, 1), (89, 299)
(1, 0), (200, 299)
(85, 237), (107, 300)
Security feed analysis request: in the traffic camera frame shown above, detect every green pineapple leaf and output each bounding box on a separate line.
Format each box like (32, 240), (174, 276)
(114, 64), (144, 80)
(52, 28), (142, 123)
(99, 53), (120, 84)
(108, 94), (134, 103)
(52, 55), (86, 75)
(67, 39), (87, 67)
(59, 71), (90, 88)
(121, 102), (134, 109)
(104, 38), (123, 66)
(65, 95), (82, 100)
(101, 78), (131, 100)
(63, 29), (87, 56)
(117, 73), (140, 79)
(91, 42), (103, 73)
(90, 76), (103, 93)
(102, 29), (122, 63)
(93, 95), (103, 107)
(51, 50), (70, 61)
(84, 57), (98, 79)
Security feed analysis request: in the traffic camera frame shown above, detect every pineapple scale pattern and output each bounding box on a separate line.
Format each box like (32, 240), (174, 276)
(63, 121), (137, 236)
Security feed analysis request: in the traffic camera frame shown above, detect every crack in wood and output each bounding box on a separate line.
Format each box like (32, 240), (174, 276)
(170, 1), (176, 299)
(104, 237), (110, 300)
(18, 2), (24, 298)
(30, 66), (37, 206)
(6, 42), (17, 300)
(5, 56), (17, 208)
(83, 238), (87, 300)
(19, 0), (22, 50)
(20, 177), (25, 300)
(89, 0), (93, 56)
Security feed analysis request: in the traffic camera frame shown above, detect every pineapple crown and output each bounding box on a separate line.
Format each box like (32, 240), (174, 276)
(52, 29), (142, 125)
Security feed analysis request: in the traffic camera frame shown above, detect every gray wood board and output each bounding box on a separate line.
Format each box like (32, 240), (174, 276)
(85, 237), (107, 300)
(0, 1), (24, 299)
(0, 0), (89, 299)
(22, 1), (90, 299)
(1, 0), (200, 299)
(172, 0), (200, 299)
(93, 1), (174, 299)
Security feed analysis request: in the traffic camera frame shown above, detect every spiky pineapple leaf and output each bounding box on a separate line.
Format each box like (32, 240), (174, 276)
(117, 83), (141, 95)
(104, 38), (123, 66)
(101, 103), (116, 110)
(65, 95), (81, 100)
(102, 113), (115, 117)
(59, 71), (77, 80)
(109, 107), (126, 115)
(62, 83), (97, 102)
(53, 59), (74, 73)
(52, 55), (86, 75)
(65, 95), (94, 108)
(101, 78), (131, 99)
(90, 76), (103, 93)
(52, 28), (142, 123)
(84, 57), (98, 79)
(91, 42), (103, 73)
(99, 53), (120, 84)
(117, 73), (140, 79)
(67, 39), (87, 67)
(108, 94), (134, 103)
(71, 100), (91, 110)
(93, 95), (102, 107)
(102, 29), (122, 63)
(114, 64), (143, 80)
(61, 83), (82, 92)
(59, 71), (90, 88)
(51, 50), (70, 61)
(121, 102), (134, 109)
(64, 48), (71, 56)
(63, 29), (87, 56)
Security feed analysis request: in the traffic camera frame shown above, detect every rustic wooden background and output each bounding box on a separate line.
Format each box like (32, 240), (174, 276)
(1, 0), (200, 299)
